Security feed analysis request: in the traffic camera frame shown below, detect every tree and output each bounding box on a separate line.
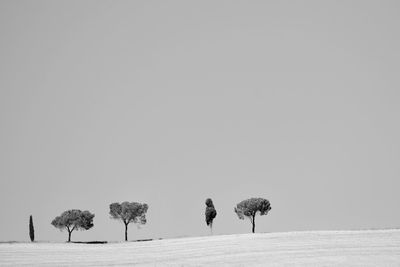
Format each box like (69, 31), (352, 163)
(205, 198), (217, 234)
(51, 209), (95, 242)
(234, 198), (271, 233)
(29, 215), (35, 242)
(109, 202), (148, 241)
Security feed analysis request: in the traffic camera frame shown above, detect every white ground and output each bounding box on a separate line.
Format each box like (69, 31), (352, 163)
(1, 229), (399, 266)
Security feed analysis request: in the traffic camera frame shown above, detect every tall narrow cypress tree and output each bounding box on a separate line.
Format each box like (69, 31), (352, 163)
(29, 215), (35, 242)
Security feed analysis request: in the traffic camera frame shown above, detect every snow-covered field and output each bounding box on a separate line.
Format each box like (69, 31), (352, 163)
(1, 229), (399, 266)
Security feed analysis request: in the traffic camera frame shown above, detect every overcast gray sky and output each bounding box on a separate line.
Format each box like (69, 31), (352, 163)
(1, 0), (399, 242)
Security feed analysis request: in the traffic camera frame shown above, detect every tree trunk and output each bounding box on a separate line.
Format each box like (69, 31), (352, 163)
(125, 223), (128, 241)
(68, 231), (72, 242)
(252, 215), (256, 233)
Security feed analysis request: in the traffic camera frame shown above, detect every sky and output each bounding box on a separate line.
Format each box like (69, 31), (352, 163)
(0, 0), (399, 242)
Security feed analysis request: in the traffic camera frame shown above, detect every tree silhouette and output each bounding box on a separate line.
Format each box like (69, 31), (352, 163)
(109, 202), (148, 241)
(29, 215), (35, 242)
(51, 210), (95, 242)
(205, 198), (217, 234)
(234, 198), (271, 233)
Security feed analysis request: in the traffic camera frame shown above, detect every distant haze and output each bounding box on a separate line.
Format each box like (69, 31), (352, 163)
(0, 1), (399, 242)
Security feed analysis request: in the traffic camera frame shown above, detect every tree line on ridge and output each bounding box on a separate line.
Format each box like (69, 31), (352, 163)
(29, 197), (271, 242)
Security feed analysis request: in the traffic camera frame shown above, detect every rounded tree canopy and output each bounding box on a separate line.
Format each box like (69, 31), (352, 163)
(205, 198), (214, 208)
(234, 198), (271, 220)
(109, 202), (149, 225)
(51, 209), (95, 231)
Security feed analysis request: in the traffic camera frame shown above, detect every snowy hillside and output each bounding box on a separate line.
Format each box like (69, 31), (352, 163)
(1, 229), (399, 266)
